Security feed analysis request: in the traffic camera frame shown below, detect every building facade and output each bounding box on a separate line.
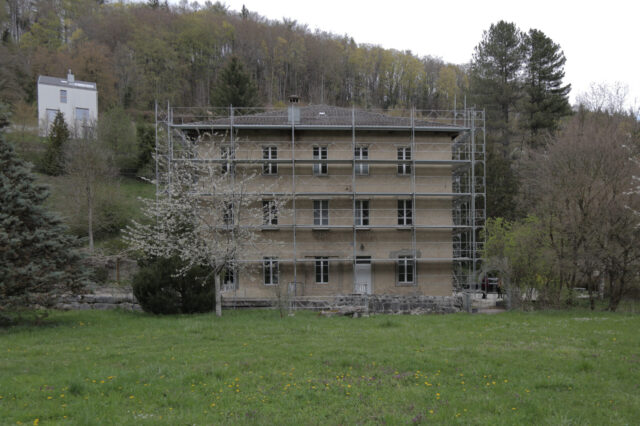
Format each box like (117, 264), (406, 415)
(158, 103), (485, 300)
(37, 70), (98, 135)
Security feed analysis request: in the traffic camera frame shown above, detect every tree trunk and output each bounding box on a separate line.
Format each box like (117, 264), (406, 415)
(87, 182), (94, 253)
(607, 276), (624, 312)
(214, 272), (222, 317)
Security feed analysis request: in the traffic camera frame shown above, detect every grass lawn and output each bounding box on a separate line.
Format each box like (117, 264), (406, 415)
(1, 309), (638, 425)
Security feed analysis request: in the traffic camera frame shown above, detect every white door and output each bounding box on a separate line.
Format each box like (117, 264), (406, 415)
(355, 258), (372, 294)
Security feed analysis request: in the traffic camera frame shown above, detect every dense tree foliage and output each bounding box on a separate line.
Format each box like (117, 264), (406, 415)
(212, 55), (258, 108)
(469, 21), (572, 219)
(132, 256), (215, 315)
(487, 110), (640, 311)
(0, 132), (86, 311)
(0, 1), (466, 111)
(520, 29), (571, 147)
(471, 21), (525, 152)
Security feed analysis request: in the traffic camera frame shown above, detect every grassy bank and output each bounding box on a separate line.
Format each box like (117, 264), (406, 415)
(1, 309), (638, 424)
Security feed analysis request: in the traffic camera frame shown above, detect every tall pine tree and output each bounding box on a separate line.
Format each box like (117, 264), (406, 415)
(0, 133), (86, 311)
(212, 56), (259, 108)
(470, 21), (525, 219)
(470, 21), (525, 154)
(520, 29), (571, 147)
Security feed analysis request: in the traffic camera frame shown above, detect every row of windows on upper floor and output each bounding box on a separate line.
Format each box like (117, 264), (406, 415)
(225, 199), (414, 227)
(221, 146), (413, 175)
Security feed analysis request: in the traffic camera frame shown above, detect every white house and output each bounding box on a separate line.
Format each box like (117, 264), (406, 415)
(37, 70), (98, 135)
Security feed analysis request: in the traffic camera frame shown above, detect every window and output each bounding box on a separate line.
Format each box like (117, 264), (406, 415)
(313, 200), (329, 226)
(398, 200), (412, 226)
(355, 200), (369, 226)
(60, 89), (67, 104)
(313, 146), (328, 175)
(46, 109), (58, 125)
(223, 202), (234, 225)
(397, 147), (411, 175)
(75, 107), (90, 123)
(262, 200), (278, 226)
(222, 266), (236, 290)
(397, 256), (415, 285)
(355, 146), (369, 175)
(221, 146), (233, 174)
(263, 257), (279, 285)
(263, 146), (277, 175)
(315, 257), (329, 284)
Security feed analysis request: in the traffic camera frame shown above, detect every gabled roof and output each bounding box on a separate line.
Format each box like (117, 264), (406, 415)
(38, 75), (97, 91)
(199, 104), (464, 131)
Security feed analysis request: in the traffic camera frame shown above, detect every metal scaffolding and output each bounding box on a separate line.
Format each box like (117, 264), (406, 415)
(156, 104), (486, 293)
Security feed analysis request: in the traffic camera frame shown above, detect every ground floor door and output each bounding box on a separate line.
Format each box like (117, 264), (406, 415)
(355, 257), (372, 294)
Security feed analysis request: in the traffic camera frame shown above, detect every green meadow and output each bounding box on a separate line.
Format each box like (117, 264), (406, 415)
(1, 309), (639, 425)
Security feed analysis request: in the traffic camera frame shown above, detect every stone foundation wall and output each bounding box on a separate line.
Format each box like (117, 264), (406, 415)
(55, 289), (141, 311)
(54, 290), (460, 315)
(332, 294), (463, 314)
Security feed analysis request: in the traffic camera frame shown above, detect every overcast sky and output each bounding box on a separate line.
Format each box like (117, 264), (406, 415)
(206, 0), (639, 108)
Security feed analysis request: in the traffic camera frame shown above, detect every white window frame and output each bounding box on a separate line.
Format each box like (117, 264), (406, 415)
(263, 146), (277, 175)
(313, 200), (329, 226)
(398, 199), (412, 226)
(355, 200), (369, 226)
(315, 257), (329, 284)
(263, 257), (279, 285)
(397, 147), (411, 175)
(222, 266), (237, 291)
(313, 146), (328, 176)
(355, 146), (369, 175)
(397, 256), (415, 285)
(46, 109), (59, 126)
(60, 89), (67, 104)
(262, 200), (278, 226)
(75, 107), (90, 123)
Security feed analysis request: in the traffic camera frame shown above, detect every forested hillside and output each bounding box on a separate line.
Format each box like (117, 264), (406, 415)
(0, 0), (468, 111)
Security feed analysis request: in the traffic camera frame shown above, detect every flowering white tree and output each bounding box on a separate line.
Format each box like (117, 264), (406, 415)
(124, 141), (286, 317)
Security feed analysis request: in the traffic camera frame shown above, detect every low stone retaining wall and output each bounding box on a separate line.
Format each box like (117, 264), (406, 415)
(332, 294), (463, 314)
(55, 289), (141, 311)
(55, 291), (460, 315)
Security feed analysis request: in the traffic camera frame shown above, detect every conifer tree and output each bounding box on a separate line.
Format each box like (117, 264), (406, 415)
(470, 21), (525, 219)
(212, 56), (259, 108)
(41, 111), (69, 176)
(470, 21), (525, 153)
(0, 133), (86, 311)
(520, 29), (572, 147)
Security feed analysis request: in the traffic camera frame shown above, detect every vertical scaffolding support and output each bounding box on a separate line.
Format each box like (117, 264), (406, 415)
(483, 110), (487, 269)
(351, 106), (356, 293)
(292, 107), (297, 289)
(471, 109), (477, 287)
(410, 108), (417, 278)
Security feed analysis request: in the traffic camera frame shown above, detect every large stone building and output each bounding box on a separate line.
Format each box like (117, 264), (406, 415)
(159, 101), (485, 301)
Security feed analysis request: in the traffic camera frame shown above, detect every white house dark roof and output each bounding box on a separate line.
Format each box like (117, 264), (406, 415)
(38, 75), (97, 91)
(198, 105), (464, 130)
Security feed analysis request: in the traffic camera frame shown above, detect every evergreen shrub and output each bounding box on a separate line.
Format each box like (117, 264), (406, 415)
(132, 257), (215, 315)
